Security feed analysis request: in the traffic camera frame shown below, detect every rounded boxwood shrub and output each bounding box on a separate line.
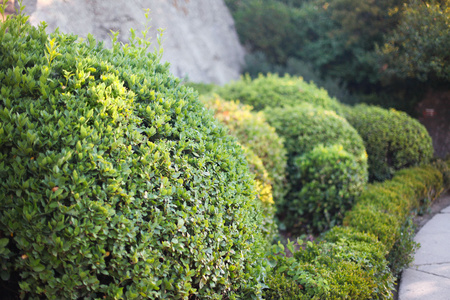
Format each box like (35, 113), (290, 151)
(215, 73), (343, 113)
(293, 145), (368, 231)
(343, 104), (434, 182)
(264, 104), (368, 232)
(0, 11), (267, 299)
(202, 96), (287, 204)
(264, 104), (366, 160)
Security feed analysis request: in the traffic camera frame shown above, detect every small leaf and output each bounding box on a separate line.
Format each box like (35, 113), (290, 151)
(33, 264), (45, 272)
(0, 238), (8, 248)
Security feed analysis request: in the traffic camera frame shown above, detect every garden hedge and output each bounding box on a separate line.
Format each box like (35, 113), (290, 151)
(202, 96), (287, 204)
(344, 164), (444, 274)
(264, 162), (448, 298)
(264, 104), (368, 232)
(343, 104), (434, 182)
(264, 228), (393, 299)
(215, 73), (343, 113)
(0, 9), (267, 299)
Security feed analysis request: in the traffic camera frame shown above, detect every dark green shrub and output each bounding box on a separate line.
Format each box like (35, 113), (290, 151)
(264, 104), (365, 159)
(0, 11), (267, 299)
(293, 145), (368, 231)
(264, 104), (367, 232)
(215, 73), (343, 112)
(203, 96), (288, 204)
(343, 104), (434, 181)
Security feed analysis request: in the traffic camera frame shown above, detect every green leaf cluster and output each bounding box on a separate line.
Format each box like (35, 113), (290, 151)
(215, 73), (343, 113)
(202, 95), (288, 204)
(0, 9), (267, 299)
(343, 104), (434, 181)
(264, 103), (368, 232)
(264, 228), (393, 299)
(379, 0), (450, 81)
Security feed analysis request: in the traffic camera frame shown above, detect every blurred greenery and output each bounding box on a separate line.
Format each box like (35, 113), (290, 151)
(225, 0), (449, 114)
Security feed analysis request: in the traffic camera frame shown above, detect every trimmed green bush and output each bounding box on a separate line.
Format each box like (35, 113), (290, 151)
(203, 96), (288, 204)
(431, 157), (450, 191)
(386, 216), (419, 277)
(344, 164), (444, 274)
(264, 230), (393, 299)
(343, 104), (434, 181)
(264, 104), (367, 232)
(215, 73), (343, 113)
(264, 104), (365, 160)
(0, 11), (267, 299)
(265, 163), (447, 299)
(293, 145), (368, 231)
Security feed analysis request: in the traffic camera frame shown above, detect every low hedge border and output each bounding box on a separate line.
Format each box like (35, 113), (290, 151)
(264, 160), (448, 299)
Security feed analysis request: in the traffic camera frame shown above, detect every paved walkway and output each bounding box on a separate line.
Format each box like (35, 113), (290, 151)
(398, 204), (450, 299)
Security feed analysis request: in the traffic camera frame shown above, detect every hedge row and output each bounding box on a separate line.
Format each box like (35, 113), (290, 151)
(343, 104), (434, 182)
(264, 161), (448, 298)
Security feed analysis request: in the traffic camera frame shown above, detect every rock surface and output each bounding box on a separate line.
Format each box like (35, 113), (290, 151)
(18, 0), (245, 84)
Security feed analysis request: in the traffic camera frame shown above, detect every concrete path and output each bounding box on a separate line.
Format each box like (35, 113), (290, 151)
(398, 205), (450, 300)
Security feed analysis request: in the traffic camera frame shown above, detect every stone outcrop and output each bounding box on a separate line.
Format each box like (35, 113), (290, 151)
(17, 0), (245, 84)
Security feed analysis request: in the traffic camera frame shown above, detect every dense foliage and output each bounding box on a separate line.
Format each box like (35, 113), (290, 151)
(343, 104), (434, 181)
(379, 0), (450, 82)
(240, 146), (279, 243)
(0, 9), (267, 299)
(225, 0), (449, 114)
(294, 145), (368, 231)
(265, 162), (448, 298)
(215, 73), (342, 112)
(264, 228), (393, 299)
(202, 96), (287, 204)
(264, 104), (368, 232)
(344, 165), (444, 273)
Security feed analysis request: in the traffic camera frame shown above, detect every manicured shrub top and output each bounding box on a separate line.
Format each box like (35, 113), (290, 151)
(263, 104), (368, 232)
(215, 73), (343, 112)
(293, 144), (368, 231)
(0, 12), (266, 299)
(343, 104), (434, 181)
(264, 104), (365, 159)
(203, 96), (287, 203)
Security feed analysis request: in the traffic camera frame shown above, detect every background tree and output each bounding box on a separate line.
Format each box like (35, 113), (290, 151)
(378, 0), (450, 82)
(225, 0), (447, 114)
